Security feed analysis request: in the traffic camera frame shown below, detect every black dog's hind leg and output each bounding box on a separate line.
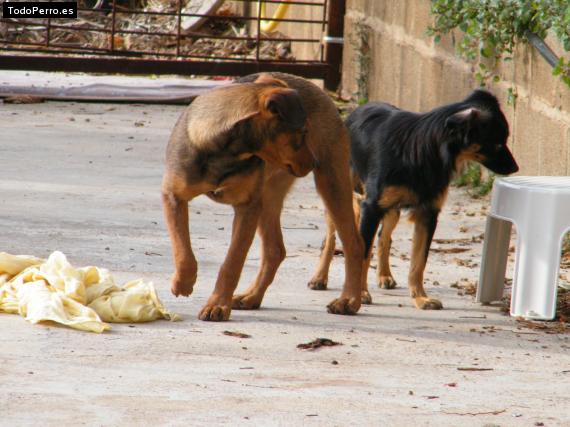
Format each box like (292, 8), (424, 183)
(409, 208), (443, 310)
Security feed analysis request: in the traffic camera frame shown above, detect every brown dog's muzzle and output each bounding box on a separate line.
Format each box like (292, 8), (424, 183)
(288, 143), (316, 177)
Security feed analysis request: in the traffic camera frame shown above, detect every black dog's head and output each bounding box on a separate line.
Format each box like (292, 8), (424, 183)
(445, 90), (519, 175)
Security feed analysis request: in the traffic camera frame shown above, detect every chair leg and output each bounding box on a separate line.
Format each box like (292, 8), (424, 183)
(477, 215), (512, 304)
(510, 222), (563, 320)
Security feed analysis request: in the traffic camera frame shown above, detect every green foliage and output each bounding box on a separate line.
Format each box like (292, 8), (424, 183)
(350, 23), (372, 105)
(454, 162), (495, 197)
(427, 0), (570, 89)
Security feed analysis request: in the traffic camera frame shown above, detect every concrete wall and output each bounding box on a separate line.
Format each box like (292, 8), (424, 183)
(341, 0), (570, 176)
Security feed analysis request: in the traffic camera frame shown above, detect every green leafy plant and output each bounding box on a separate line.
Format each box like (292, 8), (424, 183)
(427, 0), (570, 89)
(350, 23), (372, 105)
(454, 162), (495, 197)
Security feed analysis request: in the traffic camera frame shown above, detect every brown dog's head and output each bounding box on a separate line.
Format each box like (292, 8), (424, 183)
(187, 74), (315, 177)
(250, 74), (314, 177)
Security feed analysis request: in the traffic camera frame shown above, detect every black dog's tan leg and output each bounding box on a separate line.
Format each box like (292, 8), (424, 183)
(307, 212), (336, 290)
(377, 209), (400, 289)
(162, 174), (212, 297)
(232, 171), (296, 310)
(314, 166), (365, 315)
(349, 193), (373, 304)
(349, 193), (374, 305)
(409, 210), (443, 310)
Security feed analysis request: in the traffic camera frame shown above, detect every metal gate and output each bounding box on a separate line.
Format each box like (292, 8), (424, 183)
(0, 0), (345, 89)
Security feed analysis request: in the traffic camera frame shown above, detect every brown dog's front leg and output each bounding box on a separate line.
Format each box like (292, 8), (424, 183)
(232, 171), (295, 310)
(199, 199), (262, 321)
(409, 210), (443, 310)
(162, 190), (198, 297)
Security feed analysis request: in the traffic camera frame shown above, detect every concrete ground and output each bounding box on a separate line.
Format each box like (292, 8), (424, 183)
(1, 95), (569, 426)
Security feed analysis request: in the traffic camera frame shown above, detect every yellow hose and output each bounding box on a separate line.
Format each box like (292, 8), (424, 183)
(258, 0), (290, 33)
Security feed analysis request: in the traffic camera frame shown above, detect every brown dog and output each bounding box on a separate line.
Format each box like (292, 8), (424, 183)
(162, 73), (364, 321)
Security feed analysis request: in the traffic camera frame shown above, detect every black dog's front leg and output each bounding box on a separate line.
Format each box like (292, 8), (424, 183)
(408, 209), (443, 310)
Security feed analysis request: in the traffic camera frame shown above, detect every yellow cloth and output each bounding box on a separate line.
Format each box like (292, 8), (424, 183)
(0, 251), (179, 333)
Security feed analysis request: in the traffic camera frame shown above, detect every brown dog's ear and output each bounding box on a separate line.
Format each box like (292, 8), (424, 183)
(264, 89), (307, 130)
(187, 84), (262, 147)
(254, 74), (289, 88)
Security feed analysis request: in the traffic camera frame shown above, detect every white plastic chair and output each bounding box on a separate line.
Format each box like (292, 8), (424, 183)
(477, 176), (570, 320)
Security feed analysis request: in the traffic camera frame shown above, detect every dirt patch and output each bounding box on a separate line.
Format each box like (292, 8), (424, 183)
(297, 338), (342, 351)
(223, 330), (251, 339)
(499, 288), (570, 334)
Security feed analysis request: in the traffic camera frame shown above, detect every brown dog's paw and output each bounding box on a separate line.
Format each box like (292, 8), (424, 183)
(378, 276), (397, 289)
(414, 297), (443, 310)
(198, 303), (231, 321)
(361, 290), (373, 305)
(307, 280), (327, 291)
(327, 296), (361, 315)
(232, 293), (262, 310)
(171, 271), (197, 297)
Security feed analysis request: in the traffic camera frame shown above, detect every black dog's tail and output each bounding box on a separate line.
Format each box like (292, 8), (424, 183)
(351, 168), (364, 195)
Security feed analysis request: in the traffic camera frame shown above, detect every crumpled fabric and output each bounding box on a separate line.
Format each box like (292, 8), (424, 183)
(0, 251), (179, 333)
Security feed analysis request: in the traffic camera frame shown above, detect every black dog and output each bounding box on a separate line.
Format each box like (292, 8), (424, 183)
(313, 90), (519, 309)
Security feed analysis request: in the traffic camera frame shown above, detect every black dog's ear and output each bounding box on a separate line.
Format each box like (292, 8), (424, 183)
(265, 89), (307, 130)
(445, 107), (481, 130)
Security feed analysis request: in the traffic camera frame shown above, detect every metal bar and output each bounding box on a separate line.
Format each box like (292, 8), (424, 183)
(45, 0), (51, 47)
(175, 0), (182, 57)
(0, 21), (322, 43)
(226, 0), (325, 6)
(243, 0), (251, 39)
(256, 0), (262, 63)
(0, 55), (330, 79)
(90, 9), (327, 24)
(324, 0), (345, 90)
(320, 0), (328, 62)
(0, 0), (338, 85)
(3, 13), (328, 29)
(0, 45), (328, 64)
(526, 31), (559, 68)
(110, 0), (117, 52)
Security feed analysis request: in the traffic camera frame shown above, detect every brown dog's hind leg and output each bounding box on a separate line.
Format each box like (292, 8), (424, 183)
(376, 209), (400, 290)
(232, 171), (295, 310)
(162, 174), (212, 297)
(314, 164), (364, 315)
(307, 212), (336, 291)
(408, 210), (443, 310)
